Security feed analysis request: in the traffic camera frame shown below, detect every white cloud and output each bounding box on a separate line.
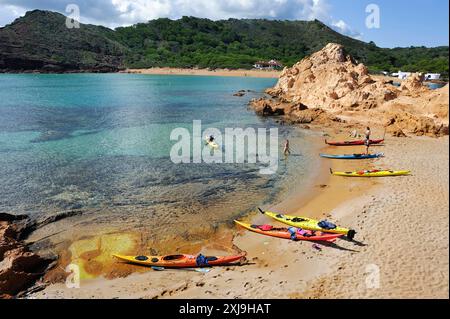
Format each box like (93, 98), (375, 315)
(331, 19), (363, 40)
(0, 4), (26, 26)
(0, 0), (333, 25)
(0, 0), (362, 40)
(103, 0), (332, 24)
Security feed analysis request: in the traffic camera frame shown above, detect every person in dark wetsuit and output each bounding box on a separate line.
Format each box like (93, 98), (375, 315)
(283, 139), (291, 156)
(364, 127), (371, 154)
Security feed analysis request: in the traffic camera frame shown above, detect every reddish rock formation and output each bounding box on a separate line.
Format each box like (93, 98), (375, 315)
(0, 214), (56, 298)
(400, 73), (427, 95)
(249, 43), (448, 137)
(265, 43), (399, 111)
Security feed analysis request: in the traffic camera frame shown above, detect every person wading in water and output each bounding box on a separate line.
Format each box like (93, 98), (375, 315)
(283, 139), (291, 156)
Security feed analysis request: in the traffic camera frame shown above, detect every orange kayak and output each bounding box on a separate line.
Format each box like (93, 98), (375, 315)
(235, 221), (343, 242)
(113, 253), (245, 268)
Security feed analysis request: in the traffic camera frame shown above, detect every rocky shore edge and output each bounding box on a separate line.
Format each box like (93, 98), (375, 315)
(0, 211), (83, 298)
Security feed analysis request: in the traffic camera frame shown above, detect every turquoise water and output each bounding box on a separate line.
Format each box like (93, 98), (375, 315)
(426, 82), (447, 90)
(0, 73), (316, 242)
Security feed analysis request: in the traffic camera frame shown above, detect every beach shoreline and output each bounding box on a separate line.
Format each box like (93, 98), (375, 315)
(28, 127), (450, 299)
(125, 67), (281, 78)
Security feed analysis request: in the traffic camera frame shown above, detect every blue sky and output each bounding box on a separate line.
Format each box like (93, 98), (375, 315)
(0, 0), (448, 48)
(326, 0), (449, 47)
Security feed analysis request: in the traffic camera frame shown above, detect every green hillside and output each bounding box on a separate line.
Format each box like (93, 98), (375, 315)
(0, 10), (448, 78)
(0, 10), (127, 72)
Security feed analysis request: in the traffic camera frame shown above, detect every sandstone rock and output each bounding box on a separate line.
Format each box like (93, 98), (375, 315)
(290, 109), (329, 124)
(0, 213), (56, 298)
(267, 43), (403, 111)
(401, 73), (426, 92)
(384, 111), (448, 137)
(438, 124), (449, 136)
(249, 43), (448, 137)
(383, 90), (398, 101)
(249, 98), (285, 116)
(386, 124), (407, 137)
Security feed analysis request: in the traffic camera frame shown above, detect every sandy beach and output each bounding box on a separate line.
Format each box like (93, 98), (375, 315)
(28, 130), (449, 299)
(125, 67), (281, 78)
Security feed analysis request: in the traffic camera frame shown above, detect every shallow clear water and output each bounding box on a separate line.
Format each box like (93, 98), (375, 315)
(425, 82), (446, 90)
(0, 73), (317, 243)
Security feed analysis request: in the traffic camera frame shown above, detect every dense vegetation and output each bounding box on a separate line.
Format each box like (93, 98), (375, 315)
(0, 10), (127, 72)
(382, 46), (448, 76)
(1, 11), (448, 78)
(111, 17), (448, 78)
(112, 17), (369, 69)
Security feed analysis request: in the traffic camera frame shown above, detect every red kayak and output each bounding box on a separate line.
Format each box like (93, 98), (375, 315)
(325, 139), (384, 146)
(235, 221), (343, 242)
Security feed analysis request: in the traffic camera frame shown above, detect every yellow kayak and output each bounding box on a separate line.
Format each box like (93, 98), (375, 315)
(330, 168), (410, 177)
(208, 141), (219, 149)
(258, 208), (356, 240)
(205, 137), (219, 149)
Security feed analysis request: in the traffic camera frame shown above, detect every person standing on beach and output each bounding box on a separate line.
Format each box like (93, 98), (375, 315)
(364, 127), (371, 154)
(283, 139), (291, 156)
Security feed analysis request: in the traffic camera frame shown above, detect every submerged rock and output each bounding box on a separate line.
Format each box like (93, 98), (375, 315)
(30, 130), (71, 143)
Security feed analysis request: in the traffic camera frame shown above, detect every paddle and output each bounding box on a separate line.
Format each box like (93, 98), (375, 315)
(151, 266), (211, 273)
(151, 266), (165, 271)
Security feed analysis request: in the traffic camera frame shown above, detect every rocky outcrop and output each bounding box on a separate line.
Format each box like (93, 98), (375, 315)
(249, 97), (343, 126)
(400, 73), (427, 94)
(386, 124), (407, 137)
(250, 43), (448, 137)
(383, 111), (447, 137)
(233, 90), (246, 97)
(249, 98), (286, 115)
(0, 213), (56, 298)
(266, 43), (400, 111)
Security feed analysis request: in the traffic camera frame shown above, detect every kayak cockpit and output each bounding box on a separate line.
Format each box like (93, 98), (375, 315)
(162, 254), (185, 261)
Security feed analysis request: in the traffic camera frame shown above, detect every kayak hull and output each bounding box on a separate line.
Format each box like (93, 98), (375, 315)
(113, 253), (244, 268)
(262, 211), (355, 239)
(332, 170), (410, 177)
(205, 139), (219, 149)
(235, 220), (342, 242)
(320, 153), (383, 159)
(325, 139), (384, 146)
